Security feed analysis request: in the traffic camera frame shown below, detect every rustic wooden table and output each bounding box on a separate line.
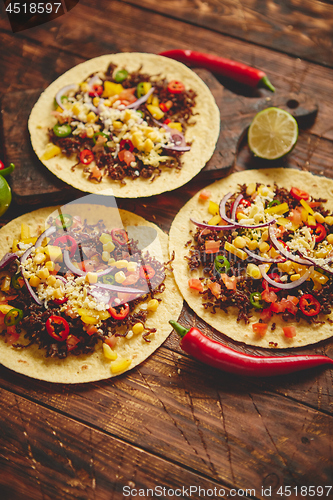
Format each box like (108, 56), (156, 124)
(1, 1), (333, 499)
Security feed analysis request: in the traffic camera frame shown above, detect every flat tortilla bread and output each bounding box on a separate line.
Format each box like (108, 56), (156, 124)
(28, 52), (220, 198)
(0, 206), (183, 383)
(169, 168), (333, 348)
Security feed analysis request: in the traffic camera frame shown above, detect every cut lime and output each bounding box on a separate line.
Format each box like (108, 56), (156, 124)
(248, 107), (298, 160)
(0, 175), (12, 217)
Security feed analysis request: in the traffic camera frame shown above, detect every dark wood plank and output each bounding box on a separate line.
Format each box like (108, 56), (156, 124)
(118, 0), (333, 67)
(0, 386), (234, 500)
(0, 341), (332, 495)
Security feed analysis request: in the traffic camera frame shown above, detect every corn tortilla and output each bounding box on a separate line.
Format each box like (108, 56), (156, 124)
(28, 53), (220, 198)
(0, 206), (183, 383)
(169, 168), (333, 348)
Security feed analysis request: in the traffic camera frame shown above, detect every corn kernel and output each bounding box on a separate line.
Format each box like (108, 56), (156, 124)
(254, 213), (264, 223)
(269, 247), (280, 259)
(259, 242), (270, 253)
(327, 234), (333, 244)
(325, 216), (333, 225)
(45, 260), (55, 271)
(290, 273), (301, 281)
(168, 122), (182, 132)
(315, 248), (328, 259)
(86, 127), (94, 138)
(53, 288), (64, 299)
(102, 251), (110, 262)
(262, 230), (269, 241)
(29, 276), (41, 287)
(85, 272), (98, 284)
(115, 271), (126, 283)
(127, 261), (137, 273)
(110, 358), (131, 374)
(147, 299), (159, 312)
(37, 267), (49, 280)
(246, 182), (256, 196)
(143, 138), (154, 153)
(99, 233), (111, 244)
(115, 260), (128, 269)
(234, 236), (246, 249)
(143, 82), (152, 95)
(92, 97), (100, 107)
(35, 246), (45, 254)
(146, 104), (164, 120)
(246, 263), (262, 279)
(46, 275), (56, 286)
(247, 240), (258, 251)
(34, 252), (46, 265)
(103, 343), (118, 361)
(132, 322), (144, 335)
(208, 215), (222, 226)
(131, 132), (144, 149)
(80, 82), (89, 92)
(45, 245), (63, 262)
(307, 215), (316, 226)
(108, 258), (116, 266)
(278, 260), (293, 274)
(152, 96), (159, 107)
(237, 213), (248, 221)
(314, 212), (325, 223)
(54, 278), (64, 288)
(113, 120), (123, 130)
(147, 131), (160, 142)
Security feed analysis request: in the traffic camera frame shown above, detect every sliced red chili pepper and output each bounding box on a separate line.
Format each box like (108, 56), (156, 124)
(89, 84), (103, 97)
(54, 235), (78, 258)
(46, 315), (70, 341)
(290, 187), (310, 201)
(299, 294), (321, 317)
(108, 302), (130, 320)
(111, 228), (128, 245)
(167, 80), (185, 94)
(80, 149), (94, 165)
(119, 139), (134, 152)
(164, 118), (171, 125)
(230, 197), (251, 215)
(266, 273), (282, 292)
(313, 223), (327, 243)
(66, 334), (81, 351)
(53, 297), (68, 305)
(139, 264), (155, 280)
(159, 103), (168, 112)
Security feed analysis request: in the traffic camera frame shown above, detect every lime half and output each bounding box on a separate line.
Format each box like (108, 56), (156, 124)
(0, 175), (12, 217)
(248, 107), (298, 160)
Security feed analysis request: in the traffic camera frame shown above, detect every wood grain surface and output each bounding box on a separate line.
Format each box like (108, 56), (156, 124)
(0, 0), (333, 499)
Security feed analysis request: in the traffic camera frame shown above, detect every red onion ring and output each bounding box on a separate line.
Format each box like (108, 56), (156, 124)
(125, 87), (155, 109)
(297, 250), (333, 275)
(219, 193), (275, 229)
(268, 226), (313, 266)
(243, 247), (286, 264)
(231, 193), (243, 220)
(63, 249), (115, 278)
(259, 264), (313, 289)
(55, 84), (78, 111)
(0, 252), (18, 270)
(35, 226), (56, 249)
(190, 218), (236, 231)
(20, 246), (43, 306)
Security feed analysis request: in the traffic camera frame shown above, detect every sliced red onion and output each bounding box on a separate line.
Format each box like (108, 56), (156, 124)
(91, 282), (146, 294)
(0, 252), (18, 270)
(35, 225), (56, 249)
(231, 193), (243, 220)
(55, 84), (78, 110)
(63, 249), (115, 277)
(219, 193), (275, 229)
(125, 87), (155, 109)
(298, 248), (333, 267)
(162, 144), (191, 152)
(190, 218), (236, 231)
(243, 247), (286, 264)
(87, 75), (102, 88)
(20, 245), (34, 264)
(259, 264), (313, 289)
(152, 118), (187, 147)
(268, 226), (313, 266)
(19, 247), (43, 306)
(297, 251), (333, 275)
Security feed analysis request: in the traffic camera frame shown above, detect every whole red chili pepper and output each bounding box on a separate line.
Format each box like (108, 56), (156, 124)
(159, 50), (275, 92)
(169, 320), (333, 377)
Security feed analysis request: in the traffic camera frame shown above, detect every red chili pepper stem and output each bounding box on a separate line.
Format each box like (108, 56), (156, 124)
(159, 50), (275, 92)
(169, 320), (333, 377)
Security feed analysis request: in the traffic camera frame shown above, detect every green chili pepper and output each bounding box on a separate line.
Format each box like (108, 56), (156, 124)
(250, 292), (263, 309)
(136, 82), (145, 98)
(115, 69), (128, 83)
(0, 163), (15, 178)
(214, 255), (230, 274)
(4, 308), (23, 326)
(55, 214), (73, 230)
(101, 274), (115, 285)
(93, 132), (110, 144)
(11, 272), (24, 289)
(267, 200), (281, 208)
(53, 123), (72, 138)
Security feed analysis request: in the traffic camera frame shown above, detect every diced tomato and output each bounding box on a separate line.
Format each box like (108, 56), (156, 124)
(252, 323), (268, 336)
(290, 187), (310, 201)
(262, 281), (277, 303)
(308, 201), (322, 208)
(260, 308), (272, 322)
(220, 273), (237, 291)
(90, 164), (102, 181)
(6, 325), (20, 345)
(77, 260), (96, 272)
(205, 240), (220, 254)
(118, 88), (137, 104)
(188, 278), (203, 292)
(118, 149), (136, 166)
(104, 335), (118, 349)
(283, 326), (296, 338)
(66, 334), (81, 351)
(199, 189), (211, 200)
(288, 207), (303, 226)
(85, 325), (98, 336)
(122, 272), (140, 286)
(207, 282), (221, 298)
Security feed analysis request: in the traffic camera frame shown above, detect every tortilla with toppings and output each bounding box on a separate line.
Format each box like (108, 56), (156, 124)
(0, 203), (182, 383)
(169, 168), (333, 348)
(28, 52), (220, 198)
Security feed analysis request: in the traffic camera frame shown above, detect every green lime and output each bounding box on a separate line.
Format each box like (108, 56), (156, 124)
(0, 175), (12, 217)
(248, 107), (298, 160)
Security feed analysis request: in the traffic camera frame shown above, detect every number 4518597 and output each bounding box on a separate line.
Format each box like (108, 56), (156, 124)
(6, 3), (62, 14)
